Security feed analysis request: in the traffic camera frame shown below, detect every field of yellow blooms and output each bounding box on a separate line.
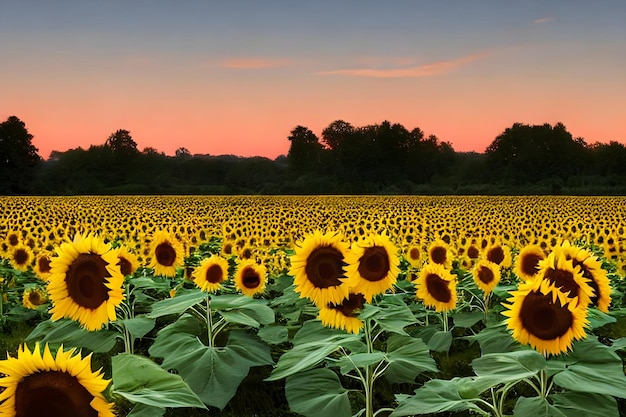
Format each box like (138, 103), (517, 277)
(1, 195), (626, 417)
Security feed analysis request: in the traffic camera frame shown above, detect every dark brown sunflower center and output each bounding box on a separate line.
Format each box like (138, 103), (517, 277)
(521, 252), (542, 277)
(487, 246), (505, 265)
(14, 248), (30, 266)
(223, 243), (233, 255)
(206, 264), (224, 284)
(430, 246), (447, 265)
(425, 273), (451, 303)
(15, 371), (98, 417)
(241, 267), (261, 289)
(65, 253), (110, 310)
(358, 246), (390, 282)
(241, 248), (253, 259)
(29, 291), (43, 305)
(305, 246), (344, 288)
(544, 268), (578, 298)
(118, 257), (133, 276)
(467, 246), (480, 259)
(8, 233), (19, 246)
(520, 291), (573, 340)
(331, 293), (365, 317)
(477, 266), (494, 284)
(38, 256), (52, 273)
(155, 243), (176, 266)
(409, 247), (421, 261)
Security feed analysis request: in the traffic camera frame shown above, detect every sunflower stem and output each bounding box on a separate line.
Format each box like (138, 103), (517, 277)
(206, 295), (213, 348)
(442, 310), (449, 332)
(364, 318), (375, 417)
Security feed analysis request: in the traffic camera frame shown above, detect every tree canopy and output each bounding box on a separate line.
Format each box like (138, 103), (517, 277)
(0, 116), (42, 194)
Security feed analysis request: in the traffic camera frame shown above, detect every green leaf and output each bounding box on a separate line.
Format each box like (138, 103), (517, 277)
(587, 308), (617, 329)
(112, 354), (206, 410)
(368, 295), (417, 335)
(147, 289), (206, 318)
(333, 352), (386, 375)
(452, 311), (484, 328)
(211, 294), (274, 326)
(385, 334), (439, 384)
(266, 321), (362, 381)
(285, 368), (351, 417)
(127, 403), (165, 417)
(390, 378), (488, 416)
(122, 317), (155, 340)
(258, 325), (289, 345)
(466, 324), (518, 354)
(218, 310), (261, 328)
(148, 314), (273, 409)
(426, 330), (452, 352)
(551, 337), (626, 399)
(550, 391), (619, 417)
(514, 396), (567, 417)
(26, 319), (118, 353)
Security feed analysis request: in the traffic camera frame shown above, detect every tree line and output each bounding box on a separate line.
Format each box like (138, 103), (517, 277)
(1, 115), (626, 195)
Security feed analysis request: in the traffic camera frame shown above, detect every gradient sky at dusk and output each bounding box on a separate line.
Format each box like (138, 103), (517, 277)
(1, 1), (625, 160)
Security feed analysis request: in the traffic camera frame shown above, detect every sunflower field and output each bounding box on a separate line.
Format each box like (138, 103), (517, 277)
(2, 195), (626, 417)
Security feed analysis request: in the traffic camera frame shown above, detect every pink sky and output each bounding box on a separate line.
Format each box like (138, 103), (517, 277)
(1, 2), (624, 160)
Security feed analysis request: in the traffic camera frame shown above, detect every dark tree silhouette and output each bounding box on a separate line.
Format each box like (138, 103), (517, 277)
(287, 125), (323, 175)
(321, 120), (355, 151)
(105, 129), (139, 156)
(0, 116), (42, 194)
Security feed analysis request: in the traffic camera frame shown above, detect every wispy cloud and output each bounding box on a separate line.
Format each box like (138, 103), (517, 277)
(533, 16), (553, 24)
(315, 52), (487, 78)
(219, 58), (292, 69)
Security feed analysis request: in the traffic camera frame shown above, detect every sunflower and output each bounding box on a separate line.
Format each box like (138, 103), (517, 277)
(22, 287), (47, 309)
(234, 259), (267, 297)
(116, 245), (140, 276)
(415, 263), (457, 312)
(8, 243), (33, 272)
(344, 234), (400, 302)
(148, 230), (185, 277)
(502, 280), (588, 355)
(289, 230), (350, 307)
(47, 233), (125, 331)
(427, 239), (453, 269)
(513, 244), (546, 282)
(404, 244), (425, 268)
(536, 251), (594, 308)
(0, 342), (114, 417)
(34, 251), (53, 281)
(472, 259), (501, 295)
(318, 292), (366, 334)
(193, 254), (230, 293)
(484, 241), (512, 268)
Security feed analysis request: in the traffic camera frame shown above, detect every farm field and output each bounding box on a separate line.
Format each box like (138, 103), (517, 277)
(1, 195), (626, 417)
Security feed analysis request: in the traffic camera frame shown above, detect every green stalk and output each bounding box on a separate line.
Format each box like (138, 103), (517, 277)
(364, 318), (374, 417)
(206, 295), (213, 348)
(442, 310), (449, 332)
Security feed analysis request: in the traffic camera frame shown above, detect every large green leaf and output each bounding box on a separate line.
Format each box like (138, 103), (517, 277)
(285, 368), (351, 417)
(550, 391), (619, 417)
(26, 318), (118, 353)
(390, 378), (488, 416)
(333, 352), (386, 375)
(452, 311), (484, 328)
(426, 330), (452, 352)
(127, 403), (165, 417)
(465, 323), (518, 354)
(514, 396), (567, 417)
(211, 294), (275, 326)
(385, 334), (439, 384)
(112, 354), (206, 410)
(266, 321), (362, 381)
(551, 337), (626, 399)
(147, 289), (206, 318)
(148, 314), (273, 409)
(367, 295), (417, 335)
(258, 324), (289, 345)
(122, 317), (155, 340)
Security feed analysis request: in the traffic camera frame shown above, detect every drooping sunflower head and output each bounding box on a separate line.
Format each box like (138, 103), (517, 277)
(148, 230), (185, 277)
(472, 259), (501, 295)
(502, 280), (589, 356)
(484, 241), (512, 269)
(536, 251), (594, 308)
(22, 287), (47, 310)
(427, 239), (453, 269)
(415, 262), (457, 312)
(234, 259), (267, 297)
(318, 292), (366, 334)
(8, 244), (34, 272)
(513, 244), (546, 282)
(115, 245), (140, 277)
(289, 230), (350, 307)
(344, 233), (400, 302)
(47, 233), (125, 331)
(0, 342), (115, 417)
(193, 254), (230, 293)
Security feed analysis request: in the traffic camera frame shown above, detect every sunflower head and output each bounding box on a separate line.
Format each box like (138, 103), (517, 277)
(472, 259), (501, 295)
(484, 241), (512, 268)
(9, 244), (34, 272)
(318, 292), (366, 334)
(536, 251), (594, 307)
(415, 262), (457, 312)
(47, 233), (125, 331)
(193, 254), (230, 293)
(22, 287), (47, 309)
(35, 251), (53, 281)
(503, 280), (589, 356)
(344, 233), (400, 302)
(0, 342), (115, 417)
(289, 230), (350, 307)
(562, 245), (612, 313)
(404, 244), (425, 268)
(513, 244), (546, 282)
(116, 245), (140, 276)
(234, 259), (267, 297)
(427, 239), (453, 269)
(148, 230), (185, 277)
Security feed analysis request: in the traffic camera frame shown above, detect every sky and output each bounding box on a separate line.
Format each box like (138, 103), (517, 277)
(1, 1), (625, 160)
